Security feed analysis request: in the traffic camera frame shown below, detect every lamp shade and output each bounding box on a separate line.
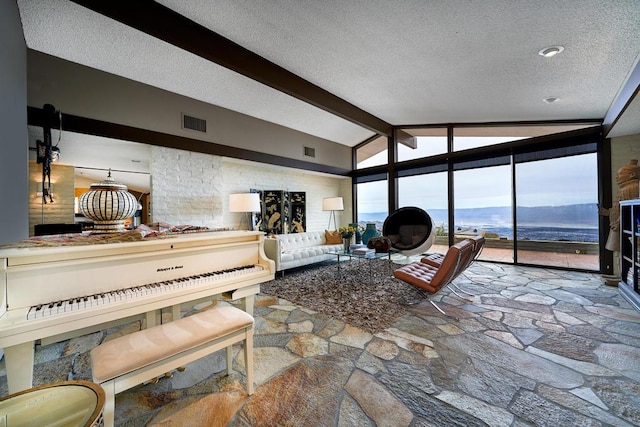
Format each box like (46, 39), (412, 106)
(322, 197), (344, 211)
(229, 193), (261, 212)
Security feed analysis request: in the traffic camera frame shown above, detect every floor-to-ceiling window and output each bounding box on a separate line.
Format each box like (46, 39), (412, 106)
(355, 179), (388, 230)
(453, 162), (513, 262)
(398, 170), (448, 255)
(355, 123), (603, 271)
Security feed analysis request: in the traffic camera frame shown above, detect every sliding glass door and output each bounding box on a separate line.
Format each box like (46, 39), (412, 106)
(515, 153), (599, 269)
(454, 164), (513, 262)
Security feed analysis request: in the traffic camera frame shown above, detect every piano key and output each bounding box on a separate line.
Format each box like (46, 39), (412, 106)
(27, 305), (41, 320)
(25, 264), (265, 320)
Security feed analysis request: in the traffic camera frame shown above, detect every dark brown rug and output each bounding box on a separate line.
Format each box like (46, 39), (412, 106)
(260, 258), (421, 334)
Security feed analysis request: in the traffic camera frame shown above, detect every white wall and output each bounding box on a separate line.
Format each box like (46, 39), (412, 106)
(27, 51), (352, 171)
(0, 1), (28, 245)
(150, 146), (351, 231)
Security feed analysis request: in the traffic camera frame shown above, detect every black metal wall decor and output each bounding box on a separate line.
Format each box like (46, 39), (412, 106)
(36, 104), (61, 204)
(252, 189), (306, 234)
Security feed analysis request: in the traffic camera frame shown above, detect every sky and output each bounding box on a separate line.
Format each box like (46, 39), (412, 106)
(357, 140), (598, 215)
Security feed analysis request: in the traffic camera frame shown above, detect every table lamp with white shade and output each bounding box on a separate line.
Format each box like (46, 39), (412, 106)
(229, 193), (261, 230)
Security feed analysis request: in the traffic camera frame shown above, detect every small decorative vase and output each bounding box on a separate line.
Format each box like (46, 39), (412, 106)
(361, 223), (380, 245)
(343, 237), (351, 252)
(350, 223), (362, 244)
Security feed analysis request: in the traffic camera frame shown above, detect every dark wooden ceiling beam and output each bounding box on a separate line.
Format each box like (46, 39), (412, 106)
(27, 106), (352, 176)
(602, 57), (640, 137)
(69, 0), (393, 137)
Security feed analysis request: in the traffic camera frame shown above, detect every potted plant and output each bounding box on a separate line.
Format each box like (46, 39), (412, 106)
(338, 225), (355, 251)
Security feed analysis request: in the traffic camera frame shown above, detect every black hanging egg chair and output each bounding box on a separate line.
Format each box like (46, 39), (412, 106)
(383, 206), (435, 263)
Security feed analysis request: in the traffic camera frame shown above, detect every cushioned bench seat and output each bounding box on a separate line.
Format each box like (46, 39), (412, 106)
(91, 305), (254, 427)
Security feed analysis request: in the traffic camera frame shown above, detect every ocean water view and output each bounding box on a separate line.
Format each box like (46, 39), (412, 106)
(358, 204), (600, 243)
(356, 221), (599, 243)
(470, 225), (599, 243)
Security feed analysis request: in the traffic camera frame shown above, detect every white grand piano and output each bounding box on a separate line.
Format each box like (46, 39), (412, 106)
(0, 230), (275, 394)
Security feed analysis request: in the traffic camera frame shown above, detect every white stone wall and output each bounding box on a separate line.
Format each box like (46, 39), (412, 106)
(221, 158), (352, 231)
(150, 146), (351, 231)
(150, 146), (224, 228)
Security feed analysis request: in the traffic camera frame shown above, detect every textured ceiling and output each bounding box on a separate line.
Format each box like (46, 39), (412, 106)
(17, 0), (640, 148)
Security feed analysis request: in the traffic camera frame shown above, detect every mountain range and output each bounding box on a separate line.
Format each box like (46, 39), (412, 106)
(362, 203), (599, 228)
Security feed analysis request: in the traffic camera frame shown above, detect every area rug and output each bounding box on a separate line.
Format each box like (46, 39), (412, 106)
(260, 258), (421, 334)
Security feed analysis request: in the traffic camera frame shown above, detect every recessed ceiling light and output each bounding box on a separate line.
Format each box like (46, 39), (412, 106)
(538, 46), (564, 58)
(543, 97), (559, 104)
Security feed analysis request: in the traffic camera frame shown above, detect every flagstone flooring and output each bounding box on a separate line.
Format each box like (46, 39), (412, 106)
(2, 262), (640, 426)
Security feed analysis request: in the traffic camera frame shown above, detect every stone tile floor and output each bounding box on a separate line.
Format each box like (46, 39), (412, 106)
(2, 261), (640, 426)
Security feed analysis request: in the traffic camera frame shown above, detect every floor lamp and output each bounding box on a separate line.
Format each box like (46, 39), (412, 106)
(322, 196), (344, 230)
(229, 193), (261, 230)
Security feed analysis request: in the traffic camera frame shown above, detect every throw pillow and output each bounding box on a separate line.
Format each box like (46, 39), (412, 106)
(325, 230), (342, 244)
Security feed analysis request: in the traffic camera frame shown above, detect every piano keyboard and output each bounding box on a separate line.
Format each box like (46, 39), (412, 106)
(26, 264), (264, 320)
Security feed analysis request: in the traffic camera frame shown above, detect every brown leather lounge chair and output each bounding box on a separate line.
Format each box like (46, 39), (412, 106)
(421, 235), (485, 269)
(419, 235), (485, 299)
(393, 239), (475, 320)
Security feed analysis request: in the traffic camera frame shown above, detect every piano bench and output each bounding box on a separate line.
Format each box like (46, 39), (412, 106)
(90, 305), (254, 427)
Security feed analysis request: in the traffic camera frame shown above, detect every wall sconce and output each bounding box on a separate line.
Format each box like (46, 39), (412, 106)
(322, 196), (344, 230)
(229, 193), (261, 230)
(36, 182), (54, 203)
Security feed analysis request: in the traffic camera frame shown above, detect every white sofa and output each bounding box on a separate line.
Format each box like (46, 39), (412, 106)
(263, 231), (344, 275)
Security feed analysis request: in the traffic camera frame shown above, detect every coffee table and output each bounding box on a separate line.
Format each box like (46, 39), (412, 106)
(328, 249), (394, 284)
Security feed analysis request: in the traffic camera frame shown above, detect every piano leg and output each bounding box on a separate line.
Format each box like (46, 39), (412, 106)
(171, 304), (181, 323)
(5, 341), (34, 393)
(146, 310), (159, 328)
(242, 295), (255, 316)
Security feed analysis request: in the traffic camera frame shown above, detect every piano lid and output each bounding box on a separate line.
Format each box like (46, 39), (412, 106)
(0, 230), (265, 267)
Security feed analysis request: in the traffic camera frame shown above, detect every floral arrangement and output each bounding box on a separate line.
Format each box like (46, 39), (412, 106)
(338, 225), (356, 238)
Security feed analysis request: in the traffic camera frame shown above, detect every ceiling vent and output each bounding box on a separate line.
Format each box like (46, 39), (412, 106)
(182, 114), (207, 133)
(304, 146), (315, 158)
